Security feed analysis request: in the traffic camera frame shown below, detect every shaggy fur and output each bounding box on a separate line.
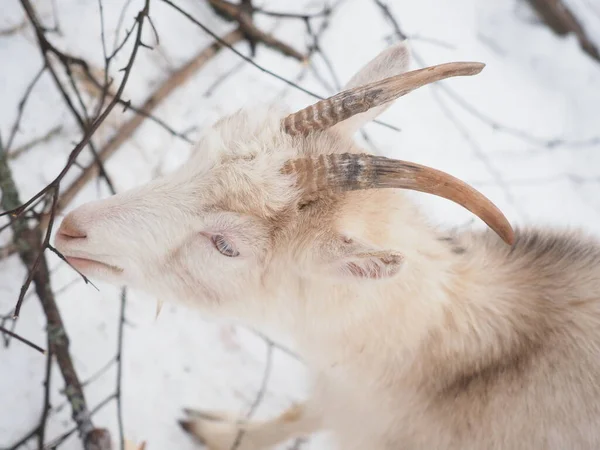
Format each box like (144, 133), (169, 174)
(55, 42), (600, 449)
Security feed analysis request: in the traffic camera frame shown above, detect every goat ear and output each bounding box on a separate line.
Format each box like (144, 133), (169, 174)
(331, 41), (411, 137)
(330, 251), (404, 280)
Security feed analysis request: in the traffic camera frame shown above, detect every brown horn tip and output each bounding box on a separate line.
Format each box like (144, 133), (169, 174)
(461, 62), (485, 75)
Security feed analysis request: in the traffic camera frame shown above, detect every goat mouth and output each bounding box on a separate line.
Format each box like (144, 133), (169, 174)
(64, 256), (124, 275)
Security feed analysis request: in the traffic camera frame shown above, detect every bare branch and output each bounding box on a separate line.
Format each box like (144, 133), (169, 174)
(11, 187), (59, 318)
(0, 324), (45, 354)
(374, 0), (407, 39)
(115, 289), (127, 450)
(112, 0), (135, 53)
(207, 0), (306, 61)
(72, 65), (195, 143)
(38, 343), (53, 448)
(252, 5), (331, 20)
(8, 125), (63, 160)
(527, 0), (600, 63)
(4, 64), (47, 153)
(0, 19), (28, 36)
(230, 340), (274, 450)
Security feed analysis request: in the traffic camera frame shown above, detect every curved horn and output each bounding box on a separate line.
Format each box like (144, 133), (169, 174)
(282, 62), (485, 136)
(282, 153), (514, 245)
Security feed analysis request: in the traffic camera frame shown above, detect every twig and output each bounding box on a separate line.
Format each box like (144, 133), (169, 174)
(47, 245), (98, 291)
(0, 19), (28, 36)
(246, 341), (274, 415)
(527, 0), (600, 62)
(73, 67), (194, 143)
(94, 0), (111, 119)
(112, 0), (134, 53)
(80, 358), (117, 389)
(229, 340), (274, 450)
(438, 85), (600, 149)
(116, 289), (127, 450)
(0, 324), (45, 354)
(7, 425), (41, 450)
(430, 87), (523, 217)
(9, 187), (58, 318)
(38, 342), (53, 448)
(42, 394), (118, 449)
(8, 125), (63, 160)
(374, 0), (407, 39)
(202, 60), (246, 97)
(4, 64), (47, 153)
(0, 242), (17, 258)
(252, 5), (331, 20)
(207, 0), (306, 61)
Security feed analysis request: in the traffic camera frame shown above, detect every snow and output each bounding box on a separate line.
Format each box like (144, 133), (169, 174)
(1, 0), (599, 448)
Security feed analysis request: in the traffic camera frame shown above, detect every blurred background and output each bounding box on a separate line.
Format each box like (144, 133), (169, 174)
(1, 0), (599, 448)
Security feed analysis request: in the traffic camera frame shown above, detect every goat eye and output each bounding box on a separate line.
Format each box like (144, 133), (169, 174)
(210, 234), (239, 257)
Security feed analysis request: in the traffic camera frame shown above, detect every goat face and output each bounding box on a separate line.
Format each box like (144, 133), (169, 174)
(54, 106), (303, 307)
(54, 42), (513, 311)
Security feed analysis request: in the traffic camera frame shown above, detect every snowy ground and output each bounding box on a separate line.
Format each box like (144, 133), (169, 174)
(1, 0), (600, 448)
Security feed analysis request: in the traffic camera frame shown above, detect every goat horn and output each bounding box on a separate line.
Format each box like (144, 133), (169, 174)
(282, 153), (515, 245)
(282, 62), (485, 136)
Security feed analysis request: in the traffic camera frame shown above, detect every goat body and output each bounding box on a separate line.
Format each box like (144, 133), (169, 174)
(54, 42), (600, 449)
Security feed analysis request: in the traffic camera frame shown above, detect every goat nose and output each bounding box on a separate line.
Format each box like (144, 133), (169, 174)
(58, 215), (87, 240)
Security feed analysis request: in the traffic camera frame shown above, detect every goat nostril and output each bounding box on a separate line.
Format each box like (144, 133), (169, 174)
(58, 218), (87, 240)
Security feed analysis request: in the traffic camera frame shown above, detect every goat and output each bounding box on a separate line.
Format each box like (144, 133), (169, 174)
(54, 42), (600, 449)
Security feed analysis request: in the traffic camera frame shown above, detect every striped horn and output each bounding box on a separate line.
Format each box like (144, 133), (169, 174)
(282, 153), (514, 245)
(282, 62), (485, 136)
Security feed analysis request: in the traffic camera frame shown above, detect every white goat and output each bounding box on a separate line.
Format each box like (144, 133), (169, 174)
(55, 42), (600, 449)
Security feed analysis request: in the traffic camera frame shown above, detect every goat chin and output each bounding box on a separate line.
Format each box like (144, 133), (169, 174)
(52, 40), (600, 450)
